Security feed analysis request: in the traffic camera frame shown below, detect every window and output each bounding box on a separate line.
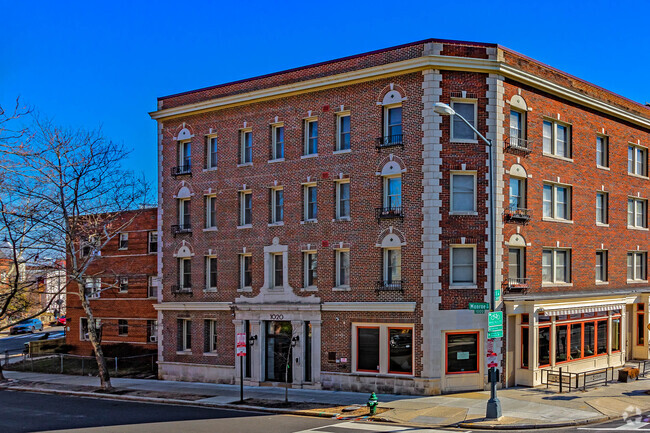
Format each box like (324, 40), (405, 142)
(553, 314), (613, 363)
(446, 332), (478, 374)
(637, 304), (645, 346)
(84, 277), (101, 299)
(118, 233), (128, 250)
(336, 181), (350, 219)
(118, 276), (128, 293)
(335, 249), (350, 288)
(240, 254), (252, 289)
(596, 136), (608, 168)
(383, 176), (402, 210)
(595, 251), (608, 282)
(510, 109), (525, 146)
(179, 258), (192, 289)
(509, 177), (526, 210)
(596, 192), (608, 225)
(388, 328), (412, 374)
(357, 327), (380, 372)
(272, 253), (283, 289)
(384, 105), (402, 141)
(270, 188), (283, 223)
(81, 235), (99, 258)
(304, 185), (317, 221)
(542, 249), (571, 284)
(204, 320), (218, 353)
(179, 140), (191, 168)
(451, 101), (476, 141)
(178, 198), (191, 227)
(508, 247), (525, 280)
(271, 125), (284, 160)
(628, 144), (647, 176)
(207, 136), (218, 169)
(628, 198), (647, 228)
(148, 231), (157, 253)
(543, 120), (571, 158)
(80, 318), (101, 342)
(239, 191), (252, 226)
(204, 195), (218, 229)
(304, 119), (318, 155)
(521, 326), (529, 369)
(177, 319), (191, 352)
(303, 251), (317, 289)
(382, 248), (402, 285)
(627, 252), (647, 282)
(147, 320), (157, 342)
(240, 130), (252, 164)
(543, 183), (571, 220)
(205, 256), (217, 290)
(147, 276), (156, 298)
(538, 326), (550, 367)
(451, 173), (476, 213)
(118, 320), (128, 336)
(336, 114), (351, 151)
(450, 246), (475, 286)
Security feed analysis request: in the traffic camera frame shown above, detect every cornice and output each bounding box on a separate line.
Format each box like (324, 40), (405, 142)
(321, 302), (416, 312)
(153, 302), (231, 311)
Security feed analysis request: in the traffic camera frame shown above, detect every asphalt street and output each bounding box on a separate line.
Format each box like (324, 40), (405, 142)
(0, 328), (65, 355)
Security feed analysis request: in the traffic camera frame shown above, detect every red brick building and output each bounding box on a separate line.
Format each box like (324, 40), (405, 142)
(150, 39), (650, 394)
(66, 208), (159, 354)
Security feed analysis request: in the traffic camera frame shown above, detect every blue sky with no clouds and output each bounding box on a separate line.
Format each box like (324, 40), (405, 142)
(2, 0), (648, 186)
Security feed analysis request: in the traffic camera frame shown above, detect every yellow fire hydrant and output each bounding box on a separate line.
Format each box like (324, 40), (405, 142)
(367, 392), (378, 415)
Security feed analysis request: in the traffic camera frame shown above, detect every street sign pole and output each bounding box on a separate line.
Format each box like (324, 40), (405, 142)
(236, 332), (247, 403)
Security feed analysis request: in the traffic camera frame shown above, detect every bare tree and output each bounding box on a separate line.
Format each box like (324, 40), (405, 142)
(0, 115), (151, 389)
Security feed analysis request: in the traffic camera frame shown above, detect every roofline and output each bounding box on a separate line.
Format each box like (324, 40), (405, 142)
(157, 38), (497, 101)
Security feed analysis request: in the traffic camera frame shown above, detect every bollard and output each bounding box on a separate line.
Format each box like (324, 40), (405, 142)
(115, 357), (118, 374)
(559, 367), (563, 393)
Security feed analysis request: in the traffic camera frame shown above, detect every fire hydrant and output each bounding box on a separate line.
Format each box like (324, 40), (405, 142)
(367, 392), (378, 415)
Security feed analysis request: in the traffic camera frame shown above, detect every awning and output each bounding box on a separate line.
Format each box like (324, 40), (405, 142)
(540, 303), (626, 316)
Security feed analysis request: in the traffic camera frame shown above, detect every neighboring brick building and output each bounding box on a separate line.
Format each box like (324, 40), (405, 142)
(66, 208), (159, 354)
(150, 39), (650, 394)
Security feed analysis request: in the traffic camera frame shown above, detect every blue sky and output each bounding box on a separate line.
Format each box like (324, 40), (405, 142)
(2, 1), (648, 186)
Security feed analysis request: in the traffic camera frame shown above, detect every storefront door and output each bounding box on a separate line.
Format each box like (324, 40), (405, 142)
(265, 321), (292, 383)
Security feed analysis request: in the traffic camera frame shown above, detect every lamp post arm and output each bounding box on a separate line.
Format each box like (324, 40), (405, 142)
(455, 113), (492, 147)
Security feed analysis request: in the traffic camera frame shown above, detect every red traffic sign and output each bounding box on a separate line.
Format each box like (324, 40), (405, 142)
(487, 362), (498, 368)
(236, 332), (247, 357)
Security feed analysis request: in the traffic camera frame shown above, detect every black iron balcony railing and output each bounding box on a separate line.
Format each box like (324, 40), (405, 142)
(171, 164), (192, 176)
(375, 134), (404, 149)
(171, 223), (192, 236)
(504, 136), (531, 154)
(504, 207), (532, 224)
(376, 206), (403, 220)
(376, 280), (404, 292)
(504, 277), (531, 294)
(171, 284), (193, 296)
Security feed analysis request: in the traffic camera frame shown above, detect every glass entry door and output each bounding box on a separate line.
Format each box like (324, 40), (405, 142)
(265, 321), (292, 383)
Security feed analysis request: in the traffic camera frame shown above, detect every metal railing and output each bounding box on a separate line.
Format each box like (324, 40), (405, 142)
(376, 280), (404, 292)
(4, 352), (157, 377)
(634, 359), (650, 377)
(171, 284), (193, 296)
(503, 207), (532, 223)
(171, 164), (192, 176)
(375, 206), (403, 220)
(504, 136), (531, 154)
(375, 134), (404, 149)
(542, 366), (614, 392)
(504, 277), (531, 293)
(171, 223), (192, 236)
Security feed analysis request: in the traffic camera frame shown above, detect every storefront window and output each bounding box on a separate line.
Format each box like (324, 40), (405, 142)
(539, 326), (550, 366)
(584, 322), (595, 357)
(357, 327), (380, 372)
(388, 328), (413, 374)
(556, 325), (568, 362)
(637, 304), (645, 346)
(570, 323), (582, 360)
(446, 332), (478, 374)
(612, 317), (621, 352)
(597, 321), (607, 354)
(521, 326), (529, 368)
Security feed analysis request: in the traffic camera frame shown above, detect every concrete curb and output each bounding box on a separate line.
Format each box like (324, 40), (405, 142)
(457, 415), (612, 430)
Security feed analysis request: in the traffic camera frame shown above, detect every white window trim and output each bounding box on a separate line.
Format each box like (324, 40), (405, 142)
(336, 111), (351, 152)
(596, 191), (609, 226)
(542, 182), (572, 222)
(118, 233), (128, 250)
(335, 179), (351, 220)
(271, 252), (284, 289)
(178, 198), (190, 226)
(383, 103), (402, 138)
(542, 119), (572, 160)
(303, 183), (318, 222)
(239, 129), (253, 165)
(118, 276), (128, 293)
(509, 108), (526, 142)
(595, 250), (608, 284)
(178, 319), (191, 353)
(450, 171), (477, 215)
(383, 247), (401, 282)
(351, 322), (414, 376)
(541, 248), (572, 286)
(85, 277), (101, 299)
(627, 197), (648, 230)
(627, 251), (648, 283)
(148, 231), (157, 254)
(239, 253), (252, 292)
(334, 248), (351, 291)
(206, 134), (218, 170)
(205, 195), (217, 229)
(628, 143), (649, 178)
(270, 123), (284, 161)
(596, 134), (609, 169)
(303, 117), (318, 156)
(178, 140), (191, 167)
(238, 191), (252, 228)
(302, 250), (317, 291)
(178, 258), (191, 289)
(205, 255), (217, 291)
(450, 99), (478, 144)
(147, 276), (157, 298)
(383, 174), (402, 209)
(449, 244), (477, 288)
(205, 320), (218, 353)
(270, 187), (283, 224)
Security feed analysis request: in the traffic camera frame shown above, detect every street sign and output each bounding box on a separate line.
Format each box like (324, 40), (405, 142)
(488, 311), (503, 339)
(236, 332), (247, 357)
(469, 302), (489, 312)
(494, 289), (501, 300)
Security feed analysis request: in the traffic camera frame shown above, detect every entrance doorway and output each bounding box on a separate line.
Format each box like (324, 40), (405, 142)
(265, 321), (292, 383)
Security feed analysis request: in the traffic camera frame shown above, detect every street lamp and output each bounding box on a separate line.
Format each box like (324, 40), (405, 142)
(433, 102), (502, 419)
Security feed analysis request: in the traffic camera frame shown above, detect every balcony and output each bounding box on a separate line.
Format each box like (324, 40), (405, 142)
(376, 206), (403, 221)
(503, 207), (532, 224)
(171, 284), (193, 296)
(375, 134), (404, 150)
(376, 280), (404, 292)
(504, 136), (531, 155)
(171, 223), (192, 236)
(171, 164), (192, 177)
(503, 278), (531, 294)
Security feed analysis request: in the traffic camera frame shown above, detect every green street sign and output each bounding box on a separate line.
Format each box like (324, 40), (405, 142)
(488, 330), (503, 339)
(469, 302), (489, 311)
(488, 311), (503, 339)
(494, 289), (501, 300)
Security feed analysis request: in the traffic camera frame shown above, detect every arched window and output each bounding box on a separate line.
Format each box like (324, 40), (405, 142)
(507, 234), (529, 292)
(506, 164), (530, 223)
(378, 233), (403, 290)
(378, 161), (403, 218)
(378, 90), (405, 148)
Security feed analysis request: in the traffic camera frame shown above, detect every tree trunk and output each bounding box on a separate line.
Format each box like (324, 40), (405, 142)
(80, 292), (112, 390)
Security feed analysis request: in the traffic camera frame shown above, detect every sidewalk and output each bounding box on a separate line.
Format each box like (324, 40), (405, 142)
(3, 370), (650, 429)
